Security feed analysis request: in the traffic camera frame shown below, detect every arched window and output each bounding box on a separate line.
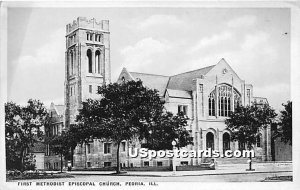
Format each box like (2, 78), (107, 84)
(209, 84), (241, 117)
(223, 132), (230, 153)
(87, 49), (92, 73)
(218, 85), (231, 117)
(70, 51), (73, 75)
(209, 90), (215, 116)
(206, 132), (214, 150)
(234, 90), (242, 109)
(95, 50), (101, 74)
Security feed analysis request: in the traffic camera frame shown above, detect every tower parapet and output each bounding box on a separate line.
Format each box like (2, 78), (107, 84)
(66, 17), (109, 34)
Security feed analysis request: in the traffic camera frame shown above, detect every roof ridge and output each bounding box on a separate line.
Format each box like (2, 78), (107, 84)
(171, 64), (216, 77)
(129, 71), (170, 77)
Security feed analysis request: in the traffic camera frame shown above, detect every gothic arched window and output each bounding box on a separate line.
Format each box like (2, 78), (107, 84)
(209, 90), (215, 116)
(70, 51), (73, 75)
(218, 85), (232, 117)
(95, 50), (101, 74)
(208, 84), (241, 117)
(223, 132), (230, 153)
(234, 90), (242, 109)
(87, 49), (92, 73)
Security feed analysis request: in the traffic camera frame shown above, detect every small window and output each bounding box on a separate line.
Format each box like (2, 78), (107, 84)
(183, 106), (187, 115)
(144, 161), (149, 167)
(99, 34), (103, 42)
(87, 162), (91, 167)
(256, 134), (261, 147)
(89, 85), (92, 93)
(97, 86), (101, 94)
(131, 146), (136, 155)
(178, 105), (188, 116)
(104, 162), (111, 167)
(130, 163), (133, 168)
(90, 33), (93, 41)
(46, 144), (50, 156)
(70, 87), (73, 96)
(157, 162), (163, 167)
(238, 142), (245, 150)
(104, 143), (111, 154)
(87, 144), (91, 154)
(247, 89), (250, 97)
(121, 142), (126, 152)
(199, 84), (203, 93)
(87, 33), (89, 40)
(181, 161), (188, 166)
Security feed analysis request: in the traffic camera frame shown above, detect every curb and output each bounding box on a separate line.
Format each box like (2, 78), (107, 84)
(68, 170), (292, 177)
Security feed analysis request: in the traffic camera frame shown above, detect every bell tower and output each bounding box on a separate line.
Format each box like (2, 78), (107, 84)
(64, 17), (111, 128)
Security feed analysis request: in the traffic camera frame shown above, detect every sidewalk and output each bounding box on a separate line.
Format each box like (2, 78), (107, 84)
(68, 162), (292, 177)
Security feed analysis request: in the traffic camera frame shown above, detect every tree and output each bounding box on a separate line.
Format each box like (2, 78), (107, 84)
(48, 123), (86, 171)
(74, 80), (192, 173)
(225, 104), (277, 166)
(141, 111), (193, 151)
(276, 101), (292, 145)
(5, 99), (48, 171)
(49, 133), (70, 172)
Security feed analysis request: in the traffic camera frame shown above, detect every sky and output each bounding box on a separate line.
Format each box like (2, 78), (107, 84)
(7, 7), (290, 111)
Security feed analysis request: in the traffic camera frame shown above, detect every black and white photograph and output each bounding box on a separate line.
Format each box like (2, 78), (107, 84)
(1, 1), (299, 190)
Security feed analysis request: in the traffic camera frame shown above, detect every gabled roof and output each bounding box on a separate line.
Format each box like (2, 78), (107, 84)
(55, 105), (65, 116)
(120, 60), (223, 95)
(129, 72), (170, 96)
(49, 103), (65, 116)
(167, 65), (215, 91)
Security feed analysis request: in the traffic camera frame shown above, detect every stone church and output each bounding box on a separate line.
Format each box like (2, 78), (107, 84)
(43, 17), (272, 170)
(117, 60), (271, 166)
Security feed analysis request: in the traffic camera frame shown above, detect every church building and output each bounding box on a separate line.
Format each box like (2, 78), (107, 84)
(44, 17), (272, 170)
(117, 59), (272, 166)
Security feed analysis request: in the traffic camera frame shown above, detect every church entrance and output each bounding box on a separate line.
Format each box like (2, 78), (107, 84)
(223, 132), (230, 153)
(206, 132), (214, 150)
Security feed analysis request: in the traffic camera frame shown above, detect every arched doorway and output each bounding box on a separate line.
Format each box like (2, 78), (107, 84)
(206, 132), (214, 150)
(223, 132), (230, 153)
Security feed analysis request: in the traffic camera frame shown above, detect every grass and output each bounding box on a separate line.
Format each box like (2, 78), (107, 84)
(7, 172), (74, 181)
